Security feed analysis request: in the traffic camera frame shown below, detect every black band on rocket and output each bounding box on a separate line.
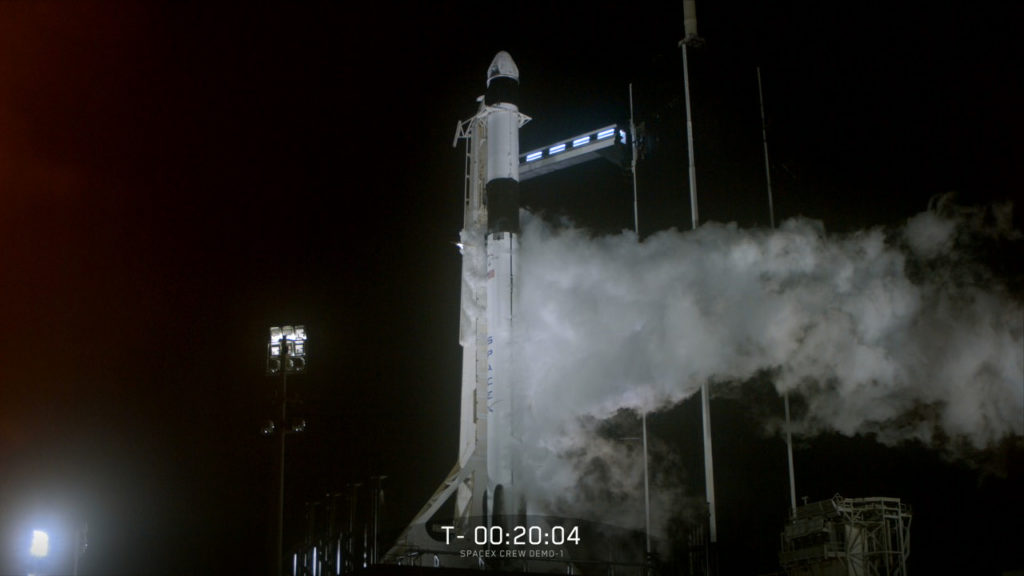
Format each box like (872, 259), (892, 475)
(485, 76), (519, 106)
(486, 178), (520, 234)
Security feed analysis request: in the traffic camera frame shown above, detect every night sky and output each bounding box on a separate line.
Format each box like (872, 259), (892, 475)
(1, 2), (1022, 575)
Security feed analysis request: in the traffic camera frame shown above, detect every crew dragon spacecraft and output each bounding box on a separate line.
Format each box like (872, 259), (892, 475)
(385, 51), (629, 564)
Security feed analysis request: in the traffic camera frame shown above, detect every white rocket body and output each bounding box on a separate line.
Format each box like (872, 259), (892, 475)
(385, 52), (527, 561)
(482, 50), (523, 522)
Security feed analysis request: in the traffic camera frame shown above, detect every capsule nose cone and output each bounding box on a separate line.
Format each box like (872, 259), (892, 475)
(487, 51), (519, 86)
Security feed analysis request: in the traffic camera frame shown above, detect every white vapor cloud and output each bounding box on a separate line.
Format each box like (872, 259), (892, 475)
(508, 202), (1022, 535)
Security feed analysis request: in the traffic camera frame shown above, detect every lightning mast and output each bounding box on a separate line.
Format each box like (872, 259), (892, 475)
(681, 1), (702, 231)
(680, 3), (717, 567)
(758, 66), (797, 518)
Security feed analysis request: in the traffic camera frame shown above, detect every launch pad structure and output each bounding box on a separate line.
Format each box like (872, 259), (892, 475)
(280, 49), (919, 576)
(379, 51), (633, 573)
(779, 495), (912, 576)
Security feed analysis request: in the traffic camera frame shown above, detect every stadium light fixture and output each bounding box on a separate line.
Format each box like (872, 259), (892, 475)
(267, 325), (307, 375)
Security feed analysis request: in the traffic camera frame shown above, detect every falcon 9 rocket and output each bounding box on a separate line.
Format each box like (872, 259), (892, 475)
(384, 51), (529, 560)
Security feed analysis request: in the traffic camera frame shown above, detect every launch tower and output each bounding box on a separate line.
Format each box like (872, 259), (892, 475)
(779, 495), (912, 576)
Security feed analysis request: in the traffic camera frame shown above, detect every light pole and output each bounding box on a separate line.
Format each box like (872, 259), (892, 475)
(369, 476), (386, 565)
(622, 417), (652, 570)
(267, 325), (308, 576)
(72, 523), (87, 576)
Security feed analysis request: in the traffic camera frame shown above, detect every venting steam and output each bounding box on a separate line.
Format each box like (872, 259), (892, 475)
(508, 200), (1022, 535)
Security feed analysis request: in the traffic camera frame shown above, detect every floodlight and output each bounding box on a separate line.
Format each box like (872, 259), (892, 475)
(29, 529), (49, 558)
(267, 325), (307, 375)
(266, 324), (308, 576)
(549, 143), (566, 154)
(597, 128), (615, 140)
(525, 151), (543, 162)
(572, 136), (591, 147)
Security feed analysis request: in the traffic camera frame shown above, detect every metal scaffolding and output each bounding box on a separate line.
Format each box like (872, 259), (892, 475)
(779, 495), (912, 576)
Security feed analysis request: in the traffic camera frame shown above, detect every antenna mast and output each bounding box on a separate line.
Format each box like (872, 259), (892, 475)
(681, 24), (701, 229)
(758, 66), (797, 517)
(680, 4), (717, 571)
(629, 83), (641, 237)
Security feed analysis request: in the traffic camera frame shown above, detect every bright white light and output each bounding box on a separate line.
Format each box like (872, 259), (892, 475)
(572, 136), (591, 147)
(29, 530), (49, 558)
(268, 325), (308, 374)
(525, 151), (543, 162)
(549, 143), (566, 154)
(597, 128), (615, 140)
(269, 325), (307, 344)
(619, 129), (627, 144)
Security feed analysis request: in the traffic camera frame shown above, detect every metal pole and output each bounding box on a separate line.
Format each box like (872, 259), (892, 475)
(629, 83), (641, 237)
(784, 392), (796, 516)
(275, 352), (289, 576)
(370, 476), (386, 565)
(757, 67), (775, 230)
(682, 42), (699, 230)
(682, 36), (715, 548)
(700, 377), (716, 544)
(642, 412), (652, 559)
(73, 523), (86, 576)
(629, 82), (652, 565)
(73, 529), (80, 576)
(628, 89), (651, 566)
(757, 66), (796, 516)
